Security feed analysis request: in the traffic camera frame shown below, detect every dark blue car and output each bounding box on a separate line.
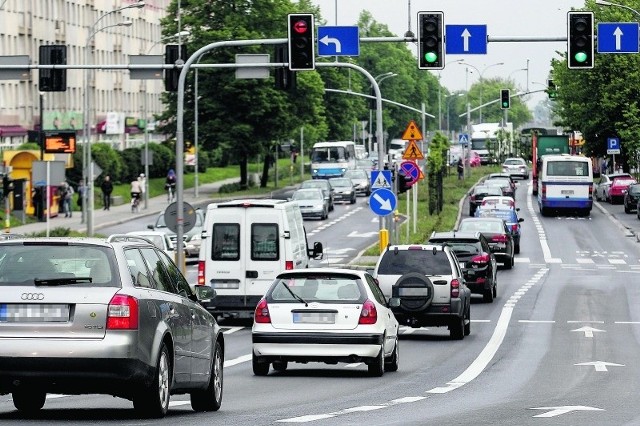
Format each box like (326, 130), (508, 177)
(475, 207), (524, 254)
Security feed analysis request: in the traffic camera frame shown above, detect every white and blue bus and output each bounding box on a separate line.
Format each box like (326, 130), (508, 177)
(538, 154), (593, 217)
(310, 141), (356, 179)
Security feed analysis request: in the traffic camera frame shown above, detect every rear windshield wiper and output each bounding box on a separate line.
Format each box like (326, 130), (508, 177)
(281, 282), (308, 307)
(35, 277), (93, 286)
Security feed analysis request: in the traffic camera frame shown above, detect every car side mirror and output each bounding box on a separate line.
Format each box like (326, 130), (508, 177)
(194, 285), (216, 301)
(388, 297), (401, 308)
(518, 218), (524, 222)
(515, 208), (520, 211)
(147, 224), (154, 230)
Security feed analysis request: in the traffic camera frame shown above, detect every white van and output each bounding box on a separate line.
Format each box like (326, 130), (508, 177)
(538, 154), (593, 216)
(197, 199), (323, 319)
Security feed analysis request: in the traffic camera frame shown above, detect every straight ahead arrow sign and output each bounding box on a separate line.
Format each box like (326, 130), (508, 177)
(571, 326), (605, 338)
(461, 28), (471, 52)
(575, 361), (625, 372)
(614, 26), (623, 50)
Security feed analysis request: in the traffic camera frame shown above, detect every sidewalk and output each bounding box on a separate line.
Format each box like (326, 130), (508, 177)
(10, 177), (292, 236)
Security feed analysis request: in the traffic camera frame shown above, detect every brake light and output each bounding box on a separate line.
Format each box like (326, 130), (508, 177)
(285, 261), (294, 270)
(541, 183), (547, 200)
(588, 184), (593, 199)
(492, 234), (508, 243)
(197, 261), (205, 285)
(107, 294), (139, 330)
(254, 298), (271, 323)
(359, 299), (378, 325)
(471, 253), (490, 264)
(450, 279), (460, 298)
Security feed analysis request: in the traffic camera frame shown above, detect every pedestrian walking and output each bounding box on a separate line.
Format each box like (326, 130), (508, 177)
(101, 175), (113, 210)
(61, 181), (74, 218)
(457, 158), (464, 180)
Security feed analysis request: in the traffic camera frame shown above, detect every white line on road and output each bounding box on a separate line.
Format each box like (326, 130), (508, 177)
(224, 354), (252, 367)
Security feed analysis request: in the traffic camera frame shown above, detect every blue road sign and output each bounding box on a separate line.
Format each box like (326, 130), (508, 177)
(445, 25), (487, 54)
(597, 23), (639, 53)
(317, 26), (360, 56)
(400, 161), (420, 185)
(369, 188), (397, 217)
(370, 170), (392, 190)
(608, 137), (620, 150)
(458, 133), (469, 146)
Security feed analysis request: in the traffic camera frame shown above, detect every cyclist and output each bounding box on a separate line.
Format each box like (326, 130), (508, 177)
(130, 178), (142, 212)
(165, 169), (177, 202)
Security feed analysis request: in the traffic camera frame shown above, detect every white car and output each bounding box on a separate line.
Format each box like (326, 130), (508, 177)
(501, 157), (529, 179)
(252, 268), (399, 377)
(479, 196), (516, 210)
(125, 231), (178, 260)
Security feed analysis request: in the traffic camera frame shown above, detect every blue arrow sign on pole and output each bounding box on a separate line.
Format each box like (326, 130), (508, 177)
(369, 188), (396, 216)
(317, 26), (360, 56)
(445, 25), (487, 54)
(598, 23), (639, 53)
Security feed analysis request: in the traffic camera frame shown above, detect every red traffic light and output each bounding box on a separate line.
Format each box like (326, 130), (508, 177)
(293, 20), (308, 34)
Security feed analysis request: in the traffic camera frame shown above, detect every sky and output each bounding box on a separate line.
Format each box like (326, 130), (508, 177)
(311, 0), (586, 109)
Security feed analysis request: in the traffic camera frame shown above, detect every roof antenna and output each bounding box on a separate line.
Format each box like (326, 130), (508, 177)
(404, 0), (415, 38)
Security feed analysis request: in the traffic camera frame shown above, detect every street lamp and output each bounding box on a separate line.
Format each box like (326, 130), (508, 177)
(368, 72), (397, 153)
(596, 0), (640, 18)
(458, 62), (504, 122)
(144, 30), (190, 207)
(82, 1), (145, 236)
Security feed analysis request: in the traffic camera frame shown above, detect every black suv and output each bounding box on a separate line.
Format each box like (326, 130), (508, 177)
(428, 231), (498, 303)
(372, 244), (472, 340)
(624, 183), (640, 214)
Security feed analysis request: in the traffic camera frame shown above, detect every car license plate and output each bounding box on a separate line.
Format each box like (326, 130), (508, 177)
(292, 312), (335, 324)
(0, 304), (70, 323)
(561, 190), (574, 195)
(398, 287), (430, 297)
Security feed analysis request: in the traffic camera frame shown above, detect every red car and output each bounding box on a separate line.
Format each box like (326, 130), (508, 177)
(467, 151), (481, 167)
(609, 177), (637, 204)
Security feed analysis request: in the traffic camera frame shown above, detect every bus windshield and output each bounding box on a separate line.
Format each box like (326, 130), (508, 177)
(311, 147), (348, 163)
(471, 138), (489, 150)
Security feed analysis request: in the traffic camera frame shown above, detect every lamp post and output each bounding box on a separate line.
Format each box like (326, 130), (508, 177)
(144, 30), (190, 207)
(82, 1), (145, 236)
(596, 0), (640, 18)
(368, 72), (397, 153)
(458, 62), (504, 122)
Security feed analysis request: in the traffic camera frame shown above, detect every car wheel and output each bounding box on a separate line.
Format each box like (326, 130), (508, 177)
(134, 343), (171, 418)
(12, 388), (46, 413)
(329, 200), (334, 211)
(350, 194), (356, 204)
(384, 338), (399, 372)
(464, 306), (471, 336)
(504, 255), (514, 270)
(368, 344), (385, 377)
(272, 361), (288, 372)
(625, 202), (631, 214)
(190, 340), (223, 412)
(450, 315), (465, 340)
(483, 283), (494, 303)
(469, 206), (475, 216)
(514, 243), (520, 254)
(252, 352), (270, 376)
(539, 206), (548, 217)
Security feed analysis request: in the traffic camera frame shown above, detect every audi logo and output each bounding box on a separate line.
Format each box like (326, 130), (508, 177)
(21, 293), (44, 300)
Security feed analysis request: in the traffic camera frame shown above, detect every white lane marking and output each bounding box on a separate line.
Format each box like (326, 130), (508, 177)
(169, 400), (192, 407)
(224, 354), (252, 367)
(576, 258), (595, 264)
(222, 326), (244, 335)
(344, 363), (362, 368)
(608, 258), (627, 265)
(615, 321), (640, 324)
(46, 394), (68, 399)
(567, 320), (605, 324)
(514, 257), (530, 263)
(427, 268), (549, 394)
(518, 320), (555, 323)
(471, 319), (491, 323)
(527, 183), (561, 263)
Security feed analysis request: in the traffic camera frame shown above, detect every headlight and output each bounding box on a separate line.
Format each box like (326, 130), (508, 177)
(313, 169), (318, 174)
(341, 168), (346, 173)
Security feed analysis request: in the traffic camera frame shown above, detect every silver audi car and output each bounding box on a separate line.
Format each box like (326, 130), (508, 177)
(0, 235), (224, 418)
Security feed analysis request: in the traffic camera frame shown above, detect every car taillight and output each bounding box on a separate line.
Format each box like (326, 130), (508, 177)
(511, 224), (518, 233)
(492, 234), (508, 243)
(588, 184), (593, 199)
(107, 294), (139, 330)
(254, 298), (271, 323)
(359, 299), (378, 325)
(471, 253), (490, 264)
(450, 279), (460, 298)
(285, 261), (294, 270)
(541, 183), (547, 200)
(197, 260), (205, 285)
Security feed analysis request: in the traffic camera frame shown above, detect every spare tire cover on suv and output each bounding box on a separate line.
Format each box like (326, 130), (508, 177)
(393, 272), (435, 312)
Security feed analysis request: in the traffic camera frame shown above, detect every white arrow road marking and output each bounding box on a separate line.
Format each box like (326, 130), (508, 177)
(530, 406), (604, 418)
(347, 231), (379, 238)
(372, 192), (392, 211)
(575, 361), (625, 372)
(614, 26), (623, 50)
(320, 35), (342, 53)
(572, 326), (605, 338)
(461, 28), (471, 51)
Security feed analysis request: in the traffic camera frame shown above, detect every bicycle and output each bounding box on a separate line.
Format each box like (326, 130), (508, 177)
(166, 183), (176, 203)
(131, 192), (141, 213)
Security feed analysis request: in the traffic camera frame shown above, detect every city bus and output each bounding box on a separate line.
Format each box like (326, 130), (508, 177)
(309, 141), (356, 179)
(538, 154), (593, 217)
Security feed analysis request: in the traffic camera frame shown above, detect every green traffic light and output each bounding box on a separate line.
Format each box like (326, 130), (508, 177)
(502, 102), (509, 108)
(424, 52), (438, 63)
(574, 52), (588, 63)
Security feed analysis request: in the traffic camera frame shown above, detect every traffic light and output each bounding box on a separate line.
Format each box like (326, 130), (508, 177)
(274, 45), (296, 91)
(287, 14), (315, 71)
(39, 45), (67, 92)
(417, 11), (445, 70)
(500, 89), (510, 109)
(164, 44), (187, 92)
(547, 78), (558, 99)
(397, 171), (412, 194)
(568, 11), (594, 69)
(2, 175), (14, 197)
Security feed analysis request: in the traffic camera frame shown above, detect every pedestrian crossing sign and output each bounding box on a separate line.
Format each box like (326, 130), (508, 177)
(402, 140), (424, 160)
(370, 170), (392, 189)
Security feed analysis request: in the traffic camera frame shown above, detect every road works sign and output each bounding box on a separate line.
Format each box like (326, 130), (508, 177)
(401, 120), (423, 141)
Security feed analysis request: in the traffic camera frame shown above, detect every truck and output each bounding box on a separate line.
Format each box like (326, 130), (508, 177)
(471, 122), (513, 165)
(531, 133), (570, 195)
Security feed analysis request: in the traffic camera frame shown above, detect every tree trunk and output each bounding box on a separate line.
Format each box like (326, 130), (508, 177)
(260, 154), (272, 188)
(239, 155), (248, 190)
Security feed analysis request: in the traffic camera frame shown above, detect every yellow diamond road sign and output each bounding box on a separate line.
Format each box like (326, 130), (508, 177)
(401, 120), (423, 141)
(402, 140), (424, 160)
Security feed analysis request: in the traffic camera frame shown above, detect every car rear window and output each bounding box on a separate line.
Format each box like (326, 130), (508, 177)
(0, 243), (118, 287)
(268, 274), (365, 303)
(429, 239), (482, 256)
(377, 249), (453, 276)
(459, 220), (504, 233)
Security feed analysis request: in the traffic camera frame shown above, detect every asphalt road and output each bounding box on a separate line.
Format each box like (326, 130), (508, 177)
(2, 179), (640, 425)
